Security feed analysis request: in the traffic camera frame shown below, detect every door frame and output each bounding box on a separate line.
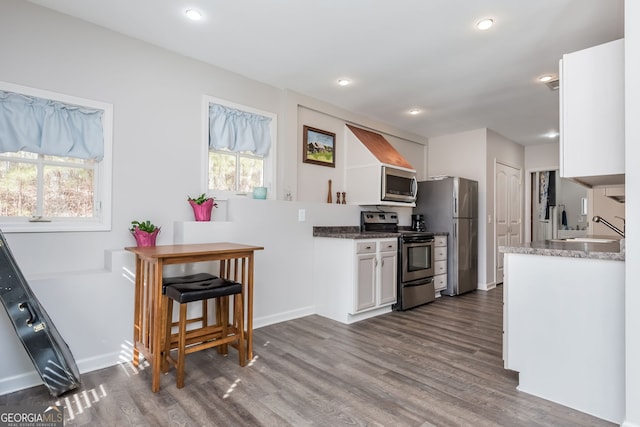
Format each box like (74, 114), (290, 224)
(494, 160), (523, 286)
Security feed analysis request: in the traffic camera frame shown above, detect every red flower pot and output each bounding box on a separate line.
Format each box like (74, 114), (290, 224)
(189, 199), (215, 221)
(132, 227), (160, 247)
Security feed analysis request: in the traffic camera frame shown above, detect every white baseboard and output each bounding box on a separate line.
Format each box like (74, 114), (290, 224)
(0, 371), (42, 397)
(478, 281), (497, 291)
(253, 306), (315, 329)
(0, 351), (121, 397)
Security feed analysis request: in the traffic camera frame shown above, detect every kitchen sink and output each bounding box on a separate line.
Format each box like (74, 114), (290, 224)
(550, 237), (617, 243)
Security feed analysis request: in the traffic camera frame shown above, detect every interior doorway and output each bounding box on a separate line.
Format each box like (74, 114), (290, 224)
(495, 162), (522, 284)
(530, 170), (588, 241)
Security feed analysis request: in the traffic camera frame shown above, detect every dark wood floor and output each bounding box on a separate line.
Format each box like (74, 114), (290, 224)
(0, 287), (614, 426)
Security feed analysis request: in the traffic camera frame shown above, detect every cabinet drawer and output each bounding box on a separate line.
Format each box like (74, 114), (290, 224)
(434, 260), (447, 275)
(379, 240), (397, 252)
(434, 274), (447, 291)
(356, 241), (376, 254)
(435, 236), (447, 247)
(434, 247), (447, 261)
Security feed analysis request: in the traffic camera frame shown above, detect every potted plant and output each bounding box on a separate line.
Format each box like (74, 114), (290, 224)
(187, 193), (218, 221)
(130, 220), (161, 247)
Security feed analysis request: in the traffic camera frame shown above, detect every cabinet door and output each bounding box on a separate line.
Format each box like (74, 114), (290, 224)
(355, 253), (376, 312)
(560, 39), (624, 179)
(379, 251), (397, 305)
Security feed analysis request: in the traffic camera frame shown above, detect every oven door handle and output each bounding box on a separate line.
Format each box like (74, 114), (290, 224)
(403, 277), (433, 287)
(403, 238), (434, 245)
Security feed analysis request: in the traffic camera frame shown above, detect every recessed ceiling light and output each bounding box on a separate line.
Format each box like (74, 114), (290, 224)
(476, 18), (494, 31)
(185, 9), (203, 21)
(337, 79), (351, 86)
(538, 75), (554, 83)
(545, 131), (559, 139)
(408, 108), (421, 115)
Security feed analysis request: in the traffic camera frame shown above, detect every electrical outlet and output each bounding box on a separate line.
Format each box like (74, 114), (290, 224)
(298, 209), (306, 222)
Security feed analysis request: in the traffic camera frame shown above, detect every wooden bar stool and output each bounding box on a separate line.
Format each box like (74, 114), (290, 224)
(163, 277), (246, 389)
(162, 273), (218, 331)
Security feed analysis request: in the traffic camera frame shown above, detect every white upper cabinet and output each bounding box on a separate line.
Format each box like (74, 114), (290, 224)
(560, 39), (625, 186)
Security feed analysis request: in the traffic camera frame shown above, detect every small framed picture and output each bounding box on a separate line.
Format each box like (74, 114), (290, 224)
(303, 125), (336, 167)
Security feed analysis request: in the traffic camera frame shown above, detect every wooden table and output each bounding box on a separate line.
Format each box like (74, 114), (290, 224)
(125, 242), (264, 392)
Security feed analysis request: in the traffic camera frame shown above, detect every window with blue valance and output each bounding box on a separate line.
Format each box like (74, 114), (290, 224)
(0, 90), (104, 160)
(208, 103), (272, 156)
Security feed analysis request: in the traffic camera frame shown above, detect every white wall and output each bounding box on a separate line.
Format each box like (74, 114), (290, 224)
(624, 0), (640, 425)
(0, 197), (368, 394)
(174, 199), (365, 326)
(590, 188), (625, 236)
(556, 179), (588, 231)
(428, 129), (487, 287)
(0, 0), (425, 395)
(295, 101), (427, 204)
(0, 252), (136, 394)
(0, 0), (284, 272)
(428, 128), (524, 290)
(524, 142), (560, 172)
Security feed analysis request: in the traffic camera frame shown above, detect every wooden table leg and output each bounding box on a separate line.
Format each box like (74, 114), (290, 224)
(151, 260), (163, 393)
(247, 254), (254, 360)
(132, 256), (143, 367)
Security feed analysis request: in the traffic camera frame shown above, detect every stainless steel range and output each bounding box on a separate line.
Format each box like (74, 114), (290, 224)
(361, 211), (436, 311)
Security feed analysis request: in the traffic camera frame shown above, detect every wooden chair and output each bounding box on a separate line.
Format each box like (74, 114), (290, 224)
(163, 275), (245, 389)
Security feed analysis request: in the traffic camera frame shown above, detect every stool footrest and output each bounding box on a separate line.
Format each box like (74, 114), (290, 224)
(167, 324), (238, 348)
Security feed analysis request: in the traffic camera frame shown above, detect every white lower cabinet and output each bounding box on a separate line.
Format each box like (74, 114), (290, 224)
(314, 238), (397, 324)
(355, 242), (377, 311)
(378, 240), (398, 305)
(433, 235), (447, 293)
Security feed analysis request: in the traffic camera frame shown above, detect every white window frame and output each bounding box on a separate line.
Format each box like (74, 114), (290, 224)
(0, 81), (113, 233)
(201, 95), (276, 200)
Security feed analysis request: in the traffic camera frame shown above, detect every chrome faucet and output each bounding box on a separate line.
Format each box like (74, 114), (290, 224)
(592, 215), (625, 237)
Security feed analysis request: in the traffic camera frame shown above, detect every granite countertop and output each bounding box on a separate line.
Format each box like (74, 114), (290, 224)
(499, 237), (625, 261)
(313, 226), (448, 239)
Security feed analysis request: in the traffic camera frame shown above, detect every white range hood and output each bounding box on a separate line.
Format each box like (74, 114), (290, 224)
(345, 124), (416, 207)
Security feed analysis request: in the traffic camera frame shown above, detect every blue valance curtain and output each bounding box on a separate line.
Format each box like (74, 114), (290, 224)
(208, 103), (272, 156)
(0, 90), (104, 160)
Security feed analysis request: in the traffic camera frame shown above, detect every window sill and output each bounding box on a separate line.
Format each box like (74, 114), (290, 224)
(0, 221), (110, 233)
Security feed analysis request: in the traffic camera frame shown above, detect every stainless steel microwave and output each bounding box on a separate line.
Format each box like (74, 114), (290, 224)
(381, 166), (417, 203)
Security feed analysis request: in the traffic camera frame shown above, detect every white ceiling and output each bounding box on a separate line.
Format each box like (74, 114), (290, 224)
(27, 0), (624, 146)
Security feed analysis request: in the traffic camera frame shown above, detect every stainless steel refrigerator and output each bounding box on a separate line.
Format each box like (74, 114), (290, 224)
(415, 176), (478, 296)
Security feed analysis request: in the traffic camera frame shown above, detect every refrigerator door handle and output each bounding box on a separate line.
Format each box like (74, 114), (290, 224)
(454, 196), (458, 216)
(454, 222), (457, 238)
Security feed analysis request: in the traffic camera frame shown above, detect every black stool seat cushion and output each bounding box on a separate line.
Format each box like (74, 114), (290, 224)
(165, 278), (242, 304)
(162, 273), (218, 286)
(162, 273), (218, 294)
